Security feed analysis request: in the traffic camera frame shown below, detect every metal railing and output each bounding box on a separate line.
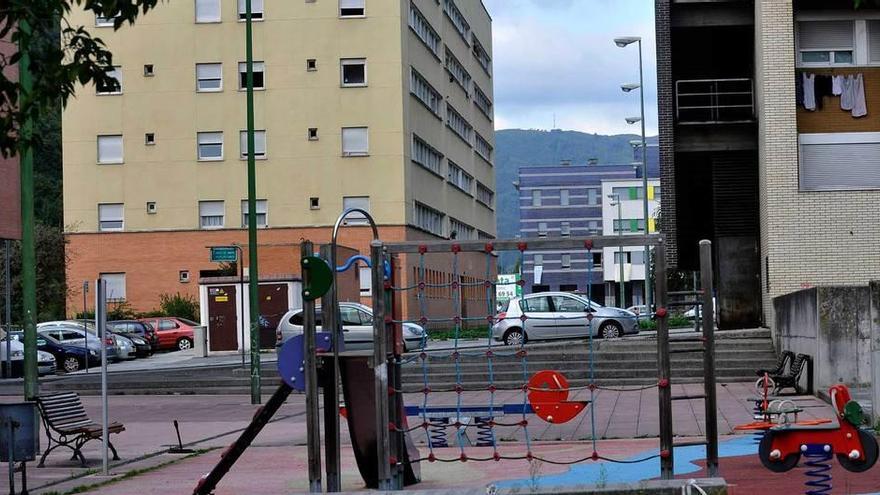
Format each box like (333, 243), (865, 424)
(675, 78), (755, 124)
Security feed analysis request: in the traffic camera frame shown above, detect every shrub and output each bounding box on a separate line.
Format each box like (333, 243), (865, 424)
(106, 300), (136, 321)
(159, 292), (199, 322)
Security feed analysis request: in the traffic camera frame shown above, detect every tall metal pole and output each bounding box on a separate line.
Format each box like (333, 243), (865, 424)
(615, 197), (625, 307)
(4, 240), (11, 379)
(83, 281), (89, 374)
(655, 240), (673, 479)
(96, 279), (109, 475)
(19, 19), (37, 401)
(370, 240), (391, 490)
(235, 246), (245, 368)
(301, 242), (322, 493)
(638, 39), (652, 310)
(700, 240), (719, 476)
(319, 244), (341, 492)
(244, 0), (261, 405)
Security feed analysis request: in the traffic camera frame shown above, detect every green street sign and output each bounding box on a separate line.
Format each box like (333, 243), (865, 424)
(211, 246), (238, 263)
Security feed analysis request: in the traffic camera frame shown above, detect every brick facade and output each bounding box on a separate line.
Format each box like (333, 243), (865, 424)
(655, 0), (677, 268)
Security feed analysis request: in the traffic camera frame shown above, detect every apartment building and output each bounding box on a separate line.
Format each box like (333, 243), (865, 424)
(517, 161), (637, 301)
(601, 178), (660, 308)
(656, 0), (880, 329)
(62, 0), (496, 317)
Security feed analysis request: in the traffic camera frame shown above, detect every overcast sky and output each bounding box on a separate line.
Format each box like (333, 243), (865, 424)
(482, 0), (657, 136)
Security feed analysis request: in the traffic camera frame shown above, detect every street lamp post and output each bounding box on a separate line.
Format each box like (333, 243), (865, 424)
(616, 36), (652, 310)
(608, 194), (625, 307)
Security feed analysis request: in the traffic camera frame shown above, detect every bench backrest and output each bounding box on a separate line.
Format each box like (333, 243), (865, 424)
(789, 353), (809, 378)
(37, 392), (93, 431)
(772, 350), (794, 375)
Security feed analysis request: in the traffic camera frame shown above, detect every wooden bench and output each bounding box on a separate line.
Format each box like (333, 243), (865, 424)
(36, 392), (125, 467)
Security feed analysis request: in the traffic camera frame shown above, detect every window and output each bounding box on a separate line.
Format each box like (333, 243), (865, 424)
(474, 85), (493, 119)
(239, 130), (267, 159)
(159, 319), (180, 330)
(412, 134), (443, 175)
(196, 63), (223, 92)
(357, 266), (372, 296)
(588, 189), (598, 205)
(145, 133), (156, 145)
(538, 222), (548, 237)
(522, 295), (552, 313)
(339, 0), (365, 17)
(449, 218), (475, 240)
(199, 200), (225, 229)
(95, 13), (118, 27)
(237, 0), (264, 20)
(447, 161), (473, 194)
(341, 127), (369, 156)
(409, 2), (440, 57)
(197, 132), (224, 161)
(560, 222), (571, 237)
(241, 199), (268, 227)
(532, 190), (541, 206)
(343, 196), (370, 225)
(592, 252), (602, 266)
(631, 251), (645, 265)
(179, 271), (190, 283)
(475, 132), (493, 162)
(612, 219), (645, 233)
(308, 128), (319, 140)
(614, 252), (632, 264)
(414, 202), (444, 236)
(97, 135), (123, 164)
(476, 182), (494, 207)
(445, 48), (471, 94)
(195, 0), (221, 22)
(870, 21), (880, 63)
(478, 230), (493, 240)
(560, 189), (570, 206)
(410, 68), (442, 116)
(310, 197), (320, 209)
(98, 203), (124, 231)
(144, 64), (154, 76)
(799, 132), (880, 191)
(612, 186), (644, 200)
(653, 186), (662, 201)
(446, 104), (472, 143)
(443, 0), (470, 43)
(797, 21), (854, 66)
(97, 66), (122, 94)
(589, 220), (599, 232)
(340, 58), (366, 86)
(561, 254), (571, 269)
(306, 59), (317, 71)
(472, 34), (491, 75)
(238, 62), (265, 90)
(100, 273), (126, 301)
(533, 254), (543, 266)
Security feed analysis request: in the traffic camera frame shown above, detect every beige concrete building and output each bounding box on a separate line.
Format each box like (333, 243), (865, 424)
(62, 0), (496, 316)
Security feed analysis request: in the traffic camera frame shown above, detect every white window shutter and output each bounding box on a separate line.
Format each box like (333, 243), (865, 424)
(800, 138), (880, 191)
(196, 0), (221, 22)
(340, 0), (364, 9)
(799, 21), (854, 50)
(869, 21), (880, 63)
(100, 273), (127, 301)
(197, 63), (222, 80)
(97, 135), (123, 163)
(341, 127), (369, 155)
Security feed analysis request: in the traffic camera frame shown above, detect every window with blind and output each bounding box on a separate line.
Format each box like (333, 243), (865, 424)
(197, 132), (224, 161)
(797, 20), (854, 66)
(443, 0), (470, 44)
(237, 0), (263, 20)
(98, 203), (124, 231)
(414, 202), (444, 236)
(474, 84), (493, 119)
(410, 68), (442, 116)
(195, 0), (221, 22)
(342, 196), (370, 224)
(239, 130), (267, 159)
(196, 63), (223, 92)
(472, 34), (491, 75)
(446, 104), (472, 144)
(100, 273), (127, 301)
(341, 127), (369, 156)
(96, 66), (123, 95)
(449, 218), (475, 240)
(447, 161), (473, 194)
(869, 20), (880, 64)
(409, 3), (440, 57)
(339, 0), (365, 17)
(412, 134), (443, 175)
(476, 182), (494, 207)
(97, 135), (123, 164)
(445, 47), (471, 95)
(240, 199), (267, 227)
(199, 200), (225, 229)
(799, 132), (880, 191)
(475, 132), (493, 162)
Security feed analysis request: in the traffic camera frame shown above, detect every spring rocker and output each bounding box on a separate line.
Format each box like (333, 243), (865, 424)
(753, 383), (878, 494)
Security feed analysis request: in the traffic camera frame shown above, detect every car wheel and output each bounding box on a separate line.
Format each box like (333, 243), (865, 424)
(62, 356), (81, 373)
(503, 328), (526, 346)
(177, 338), (193, 351)
(600, 321), (622, 339)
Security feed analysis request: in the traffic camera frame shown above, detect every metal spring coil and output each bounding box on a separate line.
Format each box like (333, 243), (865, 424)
(803, 448), (833, 495)
(475, 417), (495, 447)
(428, 418), (449, 448)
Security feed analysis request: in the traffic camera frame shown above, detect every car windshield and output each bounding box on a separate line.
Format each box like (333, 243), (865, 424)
(177, 318), (199, 326)
(569, 294), (604, 309)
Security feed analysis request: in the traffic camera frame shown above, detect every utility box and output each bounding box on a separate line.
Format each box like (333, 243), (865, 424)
(0, 402), (38, 462)
(193, 326), (208, 358)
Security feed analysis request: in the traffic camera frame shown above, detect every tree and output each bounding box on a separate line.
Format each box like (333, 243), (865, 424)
(0, 223), (69, 324)
(0, 0), (161, 157)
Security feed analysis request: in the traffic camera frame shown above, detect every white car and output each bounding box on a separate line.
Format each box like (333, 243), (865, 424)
(0, 338), (56, 376)
(275, 302), (426, 352)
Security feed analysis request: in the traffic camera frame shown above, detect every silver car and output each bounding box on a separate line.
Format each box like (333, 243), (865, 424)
(275, 302), (426, 352)
(492, 292), (639, 345)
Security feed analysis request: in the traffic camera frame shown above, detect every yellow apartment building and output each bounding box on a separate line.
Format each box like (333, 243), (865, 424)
(62, 0), (496, 317)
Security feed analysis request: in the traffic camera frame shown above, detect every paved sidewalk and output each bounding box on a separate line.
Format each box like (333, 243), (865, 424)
(0, 382), (835, 494)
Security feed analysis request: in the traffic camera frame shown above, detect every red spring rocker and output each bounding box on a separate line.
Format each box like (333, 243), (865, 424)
(758, 384), (879, 473)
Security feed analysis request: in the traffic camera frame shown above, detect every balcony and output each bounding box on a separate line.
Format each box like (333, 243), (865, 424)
(675, 78), (755, 124)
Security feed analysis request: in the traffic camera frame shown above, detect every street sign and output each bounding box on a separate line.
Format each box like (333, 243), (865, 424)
(210, 246), (238, 263)
(496, 274), (522, 309)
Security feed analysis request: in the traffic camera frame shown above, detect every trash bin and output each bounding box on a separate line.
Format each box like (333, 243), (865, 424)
(193, 325), (208, 358)
(0, 402), (38, 462)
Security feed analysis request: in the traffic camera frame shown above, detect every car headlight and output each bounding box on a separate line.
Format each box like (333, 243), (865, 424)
(89, 350), (98, 356)
(132, 338), (146, 345)
(404, 324), (425, 336)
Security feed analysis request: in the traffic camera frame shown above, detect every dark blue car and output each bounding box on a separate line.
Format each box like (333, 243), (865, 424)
(28, 326), (114, 373)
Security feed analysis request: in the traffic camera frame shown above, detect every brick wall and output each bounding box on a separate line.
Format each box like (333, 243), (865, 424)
(655, 0), (677, 268)
(757, 0), (880, 331)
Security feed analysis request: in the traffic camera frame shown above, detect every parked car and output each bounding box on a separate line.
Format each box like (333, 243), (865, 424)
(137, 317), (197, 351)
(47, 321), (137, 361)
(492, 292), (639, 346)
(684, 298), (716, 321)
(626, 305), (650, 317)
(275, 302), (426, 352)
(26, 327), (114, 372)
(106, 320), (158, 357)
(0, 337), (56, 377)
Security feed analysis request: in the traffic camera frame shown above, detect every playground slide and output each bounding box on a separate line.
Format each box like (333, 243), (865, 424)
(339, 355), (421, 488)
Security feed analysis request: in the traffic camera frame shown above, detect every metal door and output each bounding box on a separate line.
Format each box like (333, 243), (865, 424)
(259, 283), (288, 349)
(207, 285), (238, 351)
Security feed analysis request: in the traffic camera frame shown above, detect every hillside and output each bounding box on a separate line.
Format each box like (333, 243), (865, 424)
(494, 129), (658, 253)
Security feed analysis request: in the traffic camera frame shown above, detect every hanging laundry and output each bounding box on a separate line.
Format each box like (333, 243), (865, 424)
(803, 73), (816, 111)
(852, 73), (867, 118)
(814, 74), (833, 110)
(840, 74), (855, 111)
(832, 74), (844, 96)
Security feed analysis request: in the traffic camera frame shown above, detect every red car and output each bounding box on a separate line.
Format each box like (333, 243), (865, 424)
(138, 317), (197, 351)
